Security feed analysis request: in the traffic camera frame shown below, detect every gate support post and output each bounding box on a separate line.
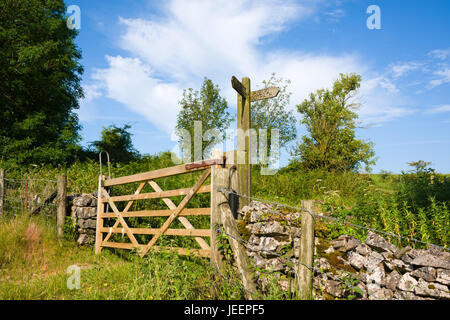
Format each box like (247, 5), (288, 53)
(297, 200), (315, 300)
(214, 165), (257, 300)
(211, 150), (224, 271)
(95, 175), (105, 254)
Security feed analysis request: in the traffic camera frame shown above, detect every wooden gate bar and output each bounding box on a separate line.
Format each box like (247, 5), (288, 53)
(101, 207), (211, 218)
(148, 180), (210, 251)
(102, 188), (140, 249)
(103, 184), (211, 202)
(139, 168), (211, 257)
(100, 242), (210, 258)
(100, 227), (210, 237)
(104, 159), (222, 187)
(102, 181), (146, 244)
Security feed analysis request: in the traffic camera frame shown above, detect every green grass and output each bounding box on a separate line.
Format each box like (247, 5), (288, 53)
(0, 214), (245, 300)
(1, 153), (449, 300)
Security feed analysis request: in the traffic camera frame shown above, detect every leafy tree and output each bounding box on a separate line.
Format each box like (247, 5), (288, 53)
(0, 0), (84, 166)
(292, 73), (375, 172)
(90, 125), (139, 164)
(175, 78), (232, 160)
(251, 73), (297, 162)
(407, 160), (434, 174)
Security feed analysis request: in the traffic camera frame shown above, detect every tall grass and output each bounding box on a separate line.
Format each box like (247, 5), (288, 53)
(324, 172), (450, 248)
(0, 214), (244, 300)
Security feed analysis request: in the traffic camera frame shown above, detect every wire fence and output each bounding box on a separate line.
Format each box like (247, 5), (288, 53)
(217, 187), (449, 252)
(2, 177), (58, 220)
(208, 187), (449, 299)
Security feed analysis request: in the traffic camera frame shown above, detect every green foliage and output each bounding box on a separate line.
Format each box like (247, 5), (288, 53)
(175, 78), (232, 160)
(90, 124), (140, 164)
(63, 216), (78, 242)
(324, 166), (450, 248)
(252, 166), (367, 208)
(292, 73), (375, 172)
(396, 161), (450, 211)
(251, 73), (297, 154)
(0, 0), (84, 166)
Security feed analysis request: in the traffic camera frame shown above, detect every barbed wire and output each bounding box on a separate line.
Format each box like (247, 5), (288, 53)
(213, 205), (366, 299)
(4, 178), (58, 183)
(216, 187), (450, 252)
(2, 177), (58, 217)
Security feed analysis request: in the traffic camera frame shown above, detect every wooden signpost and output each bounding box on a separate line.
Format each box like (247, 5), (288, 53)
(231, 76), (280, 208)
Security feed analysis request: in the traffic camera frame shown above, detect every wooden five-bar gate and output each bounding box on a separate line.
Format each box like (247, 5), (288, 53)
(95, 155), (225, 258)
(93, 75), (315, 299)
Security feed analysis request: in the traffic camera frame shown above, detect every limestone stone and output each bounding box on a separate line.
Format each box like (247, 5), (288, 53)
(73, 194), (96, 207)
(76, 207), (97, 219)
(414, 278), (448, 299)
(383, 271), (402, 291)
(410, 267), (437, 282)
(368, 288), (394, 300)
(348, 252), (365, 270)
(411, 254), (450, 270)
(265, 258), (285, 272)
(363, 251), (384, 270)
(397, 273), (418, 292)
(393, 246), (412, 259)
(355, 244), (371, 256)
(365, 231), (398, 253)
(77, 233), (94, 245)
(436, 269), (450, 285)
(77, 218), (96, 229)
(393, 290), (429, 300)
(324, 280), (345, 298)
(251, 221), (288, 236)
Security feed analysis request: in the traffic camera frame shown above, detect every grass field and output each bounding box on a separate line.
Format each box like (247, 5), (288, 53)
(0, 154), (448, 299)
(0, 215), (249, 300)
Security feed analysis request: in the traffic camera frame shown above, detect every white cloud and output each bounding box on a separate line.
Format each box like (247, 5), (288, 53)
(92, 56), (183, 132)
(356, 77), (413, 126)
(390, 62), (422, 79)
(86, 0), (412, 133)
(428, 104), (450, 114)
(324, 8), (346, 22)
(430, 68), (450, 88)
(428, 49), (450, 60)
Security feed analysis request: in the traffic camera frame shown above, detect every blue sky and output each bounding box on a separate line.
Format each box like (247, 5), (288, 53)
(68, 0), (450, 173)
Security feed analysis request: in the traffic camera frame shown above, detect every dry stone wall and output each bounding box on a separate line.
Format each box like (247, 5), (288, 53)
(69, 193), (97, 245)
(239, 201), (450, 300)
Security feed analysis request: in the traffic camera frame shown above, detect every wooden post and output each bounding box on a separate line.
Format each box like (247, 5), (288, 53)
(95, 175), (105, 254)
(237, 77), (251, 209)
(297, 200), (315, 300)
(211, 149), (224, 272)
(215, 167), (257, 299)
(0, 169), (4, 218)
(24, 177), (28, 214)
(57, 174), (67, 239)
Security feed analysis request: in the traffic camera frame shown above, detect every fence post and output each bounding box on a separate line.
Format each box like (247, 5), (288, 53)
(297, 200), (315, 300)
(215, 166), (257, 299)
(237, 77), (251, 209)
(211, 150), (224, 271)
(24, 177), (29, 214)
(57, 174), (67, 239)
(0, 169), (4, 218)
